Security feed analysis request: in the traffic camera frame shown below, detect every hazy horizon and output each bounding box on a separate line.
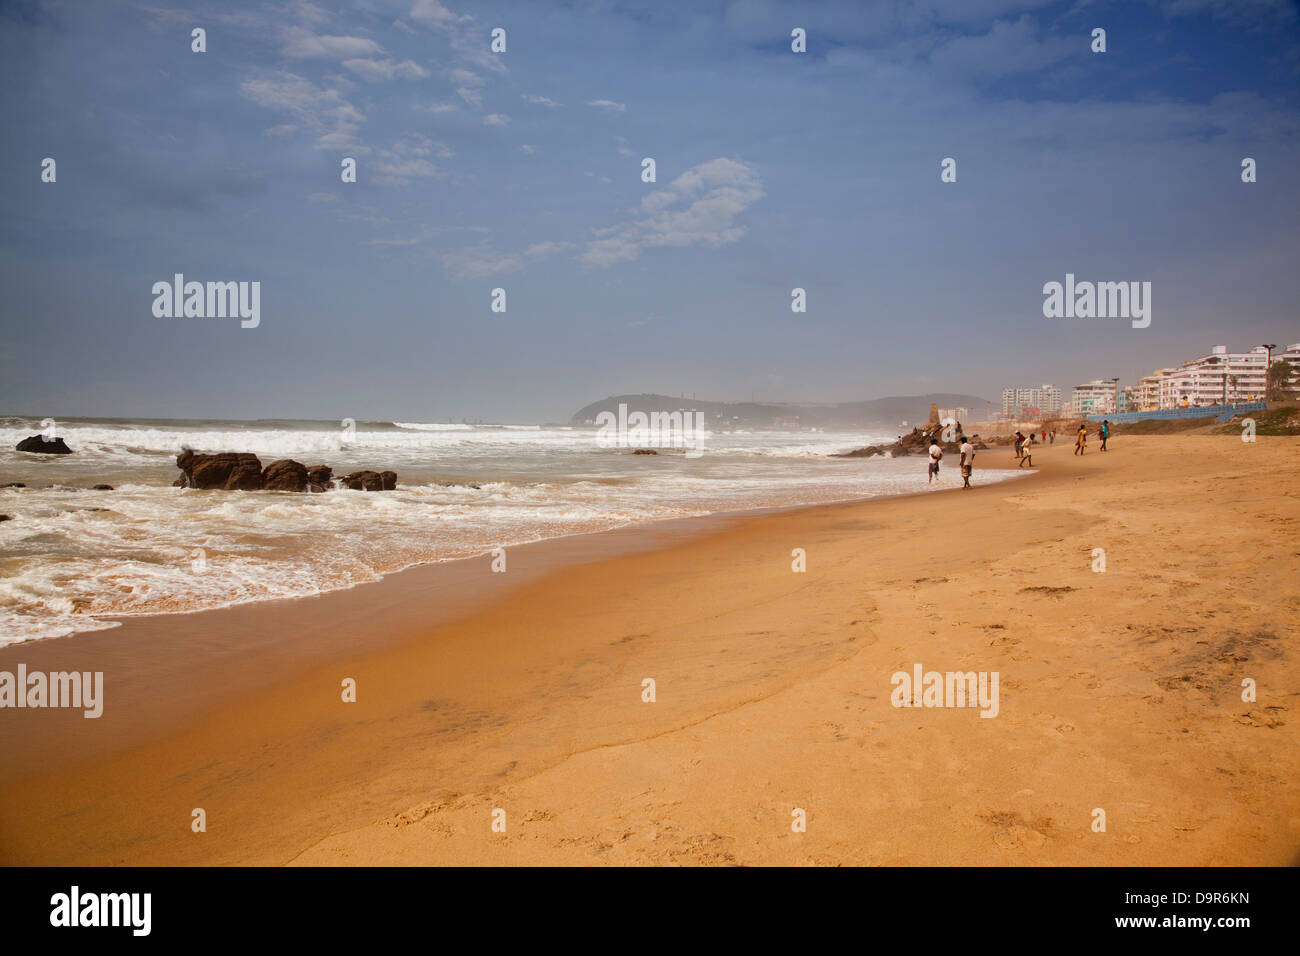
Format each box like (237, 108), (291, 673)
(2, 0), (1298, 422)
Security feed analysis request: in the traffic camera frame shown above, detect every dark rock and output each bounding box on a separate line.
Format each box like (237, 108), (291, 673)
(632, 448), (658, 455)
(262, 459), (309, 492)
(339, 470), (384, 491)
(0, 514), (10, 522)
(92, 484), (114, 491)
(380, 470), (397, 490)
(16, 435), (72, 455)
(1, 482), (25, 488)
(306, 465), (333, 493)
(176, 450), (264, 490)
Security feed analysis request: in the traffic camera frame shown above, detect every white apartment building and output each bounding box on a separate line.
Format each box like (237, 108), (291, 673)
(1071, 380), (1119, 416)
(1001, 384), (1062, 416)
(1168, 345), (1268, 407)
(1138, 369), (1174, 411)
(1277, 343), (1300, 395)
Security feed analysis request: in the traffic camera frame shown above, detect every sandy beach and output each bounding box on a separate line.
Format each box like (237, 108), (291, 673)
(0, 433), (1296, 866)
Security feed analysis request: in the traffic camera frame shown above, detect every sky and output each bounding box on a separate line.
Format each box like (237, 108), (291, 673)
(0, 0), (1298, 423)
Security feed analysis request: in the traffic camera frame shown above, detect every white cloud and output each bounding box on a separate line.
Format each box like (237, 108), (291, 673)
(521, 93), (564, 107)
(520, 144), (537, 154)
(240, 72), (367, 150)
(439, 158), (764, 278)
(457, 86), (482, 108)
(586, 98), (628, 112)
(578, 157), (764, 268)
(305, 192), (337, 202)
(441, 247), (525, 279)
(417, 102), (458, 113)
(373, 134), (444, 186)
(342, 57), (430, 81)
(483, 113), (510, 126)
(449, 67), (483, 87)
(409, 0), (468, 29)
(282, 28), (383, 60)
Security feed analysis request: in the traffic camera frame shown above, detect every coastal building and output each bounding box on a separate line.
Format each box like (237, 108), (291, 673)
(937, 406), (970, 424)
(1070, 380), (1119, 416)
(1276, 343), (1300, 397)
(1166, 345), (1269, 406)
(1001, 385), (1062, 417)
(1138, 369), (1174, 411)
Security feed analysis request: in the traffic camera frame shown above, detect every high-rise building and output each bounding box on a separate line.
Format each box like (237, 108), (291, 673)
(1137, 345), (1270, 409)
(1001, 384), (1062, 417)
(1275, 343), (1300, 398)
(1070, 380), (1118, 416)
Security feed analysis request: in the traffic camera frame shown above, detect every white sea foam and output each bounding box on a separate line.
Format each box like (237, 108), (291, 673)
(0, 418), (1022, 644)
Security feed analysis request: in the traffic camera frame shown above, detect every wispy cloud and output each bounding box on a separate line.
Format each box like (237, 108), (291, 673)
(440, 158), (763, 277)
(281, 28), (383, 60)
(483, 113), (510, 126)
(578, 158), (764, 268)
(586, 98), (628, 112)
(239, 71), (366, 150)
(521, 93), (564, 107)
(342, 57), (429, 81)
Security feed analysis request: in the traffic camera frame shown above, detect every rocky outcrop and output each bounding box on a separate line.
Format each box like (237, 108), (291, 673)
(261, 459), (309, 492)
(836, 421), (983, 459)
(306, 465), (333, 493)
(175, 450), (265, 490)
(16, 435), (72, 455)
(174, 452), (396, 492)
(339, 470), (397, 491)
(92, 484), (113, 491)
(1, 482), (25, 488)
(632, 448), (658, 455)
(0, 514), (10, 522)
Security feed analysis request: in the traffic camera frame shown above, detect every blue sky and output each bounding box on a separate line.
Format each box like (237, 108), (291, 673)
(1, 0), (1297, 422)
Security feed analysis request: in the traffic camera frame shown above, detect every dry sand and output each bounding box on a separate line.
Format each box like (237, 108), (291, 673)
(0, 434), (1296, 865)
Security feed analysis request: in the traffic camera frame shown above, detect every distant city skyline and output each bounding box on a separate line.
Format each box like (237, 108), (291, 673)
(2, 0), (1298, 422)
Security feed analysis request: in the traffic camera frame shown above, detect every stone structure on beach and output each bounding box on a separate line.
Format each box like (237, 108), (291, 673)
(15, 434), (73, 455)
(835, 418), (1004, 460)
(173, 451), (396, 492)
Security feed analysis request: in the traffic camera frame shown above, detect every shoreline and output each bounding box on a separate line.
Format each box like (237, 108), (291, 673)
(0, 463), (1030, 774)
(1, 436), (1295, 865)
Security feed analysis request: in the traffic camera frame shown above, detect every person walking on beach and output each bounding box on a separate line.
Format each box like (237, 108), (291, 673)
(1019, 433), (1034, 467)
(1074, 423), (1087, 455)
(1049, 429), (1056, 445)
(1013, 431), (1025, 459)
(928, 437), (943, 483)
(959, 435), (975, 489)
(1100, 420), (1110, 452)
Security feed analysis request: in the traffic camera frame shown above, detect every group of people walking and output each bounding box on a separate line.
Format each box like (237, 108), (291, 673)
(926, 419), (1114, 489)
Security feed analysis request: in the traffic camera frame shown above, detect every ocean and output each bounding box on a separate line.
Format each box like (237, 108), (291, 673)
(0, 416), (1022, 644)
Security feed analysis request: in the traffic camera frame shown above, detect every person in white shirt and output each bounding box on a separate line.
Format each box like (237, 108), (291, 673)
(928, 438), (943, 483)
(959, 438), (975, 488)
(1019, 432), (1034, 468)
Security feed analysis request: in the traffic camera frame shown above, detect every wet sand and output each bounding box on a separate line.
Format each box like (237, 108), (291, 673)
(1, 434), (1296, 865)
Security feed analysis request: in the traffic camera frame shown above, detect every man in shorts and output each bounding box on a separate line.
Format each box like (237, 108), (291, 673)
(1019, 432), (1034, 467)
(959, 436), (975, 489)
(928, 437), (942, 483)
